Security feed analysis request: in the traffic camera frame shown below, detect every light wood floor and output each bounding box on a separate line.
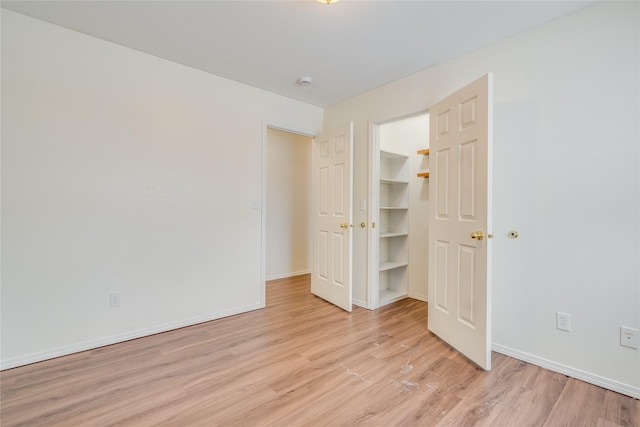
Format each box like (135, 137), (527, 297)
(1, 274), (638, 426)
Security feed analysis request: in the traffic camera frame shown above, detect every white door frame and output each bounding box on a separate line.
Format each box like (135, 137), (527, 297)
(261, 120), (316, 308)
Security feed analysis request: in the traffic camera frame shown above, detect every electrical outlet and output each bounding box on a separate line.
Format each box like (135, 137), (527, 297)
(110, 292), (121, 308)
(620, 326), (638, 349)
(556, 312), (571, 332)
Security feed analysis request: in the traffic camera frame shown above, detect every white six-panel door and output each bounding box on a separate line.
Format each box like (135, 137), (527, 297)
(311, 123), (353, 312)
(428, 74), (493, 369)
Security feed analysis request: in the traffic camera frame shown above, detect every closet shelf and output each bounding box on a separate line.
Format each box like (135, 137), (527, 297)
(380, 178), (409, 184)
(381, 150), (408, 160)
(417, 148), (430, 177)
(377, 148), (410, 308)
(379, 261), (408, 272)
(379, 288), (407, 304)
(379, 232), (408, 238)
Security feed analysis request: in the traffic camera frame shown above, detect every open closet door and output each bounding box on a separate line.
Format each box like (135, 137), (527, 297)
(428, 74), (493, 369)
(311, 123), (354, 312)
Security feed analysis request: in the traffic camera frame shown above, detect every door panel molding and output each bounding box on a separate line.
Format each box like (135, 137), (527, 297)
(311, 123), (353, 312)
(428, 74), (493, 370)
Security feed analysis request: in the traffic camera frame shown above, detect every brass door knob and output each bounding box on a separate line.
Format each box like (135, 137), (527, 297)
(470, 230), (484, 240)
(340, 223), (349, 229)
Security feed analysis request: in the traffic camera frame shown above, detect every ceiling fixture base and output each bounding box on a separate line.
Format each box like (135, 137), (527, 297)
(298, 76), (312, 86)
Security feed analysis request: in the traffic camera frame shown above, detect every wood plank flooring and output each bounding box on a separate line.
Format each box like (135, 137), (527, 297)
(1, 274), (638, 426)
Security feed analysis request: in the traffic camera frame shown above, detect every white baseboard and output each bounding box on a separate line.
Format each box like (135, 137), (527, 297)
(492, 343), (640, 399)
(352, 298), (369, 309)
(1, 302), (264, 371)
(265, 270), (310, 281)
(408, 292), (428, 302)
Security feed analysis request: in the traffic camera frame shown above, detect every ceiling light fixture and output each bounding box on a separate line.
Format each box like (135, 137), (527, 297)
(298, 76), (312, 86)
(317, 0), (339, 4)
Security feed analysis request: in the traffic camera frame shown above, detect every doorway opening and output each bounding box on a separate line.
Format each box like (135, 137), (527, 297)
(264, 127), (313, 292)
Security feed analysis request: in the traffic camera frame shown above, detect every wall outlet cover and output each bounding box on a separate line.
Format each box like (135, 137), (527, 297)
(110, 292), (121, 308)
(556, 312), (571, 332)
(620, 326), (639, 349)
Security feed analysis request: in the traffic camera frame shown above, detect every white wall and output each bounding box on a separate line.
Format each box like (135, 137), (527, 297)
(0, 10), (323, 368)
(265, 128), (311, 280)
(324, 1), (639, 397)
(379, 115), (429, 302)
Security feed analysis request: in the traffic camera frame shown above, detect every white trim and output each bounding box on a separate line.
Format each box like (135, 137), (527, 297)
(264, 120), (316, 139)
(492, 343), (640, 399)
(1, 303), (263, 371)
(261, 121), (267, 308)
(367, 121), (379, 310)
(352, 298), (369, 309)
(266, 270), (311, 281)
(408, 293), (428, 303)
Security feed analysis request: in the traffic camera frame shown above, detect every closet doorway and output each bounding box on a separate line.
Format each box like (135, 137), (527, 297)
(367, 113), (430, 309)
